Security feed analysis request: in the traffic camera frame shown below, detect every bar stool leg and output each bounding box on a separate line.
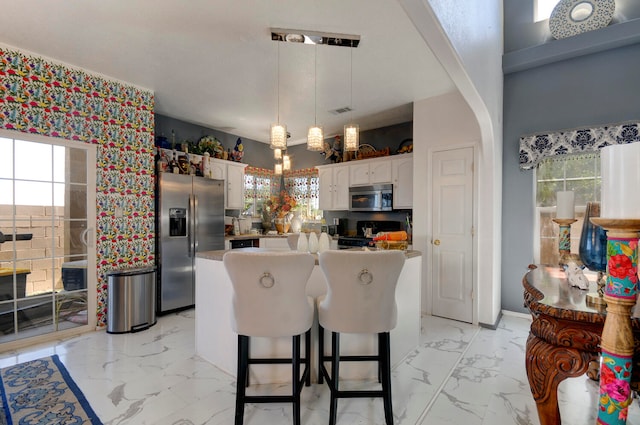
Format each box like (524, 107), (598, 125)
(329, 331), (340, 425)
(305, 329), (311, 386)
(318, 324), (325, 384)
(379, 332), (393, 425)
(235, 335), (249, 425)
(293, 334), (301, 425)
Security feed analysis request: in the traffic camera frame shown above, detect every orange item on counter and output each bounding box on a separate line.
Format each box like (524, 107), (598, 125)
(372, 231), (407, 241)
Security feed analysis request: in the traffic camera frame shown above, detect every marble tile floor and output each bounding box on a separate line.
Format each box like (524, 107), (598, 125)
(1, 311), (639, 425)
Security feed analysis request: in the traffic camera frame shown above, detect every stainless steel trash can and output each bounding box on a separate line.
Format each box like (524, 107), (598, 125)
(107, 267), (157, 334)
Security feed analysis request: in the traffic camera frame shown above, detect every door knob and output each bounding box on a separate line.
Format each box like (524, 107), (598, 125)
(433, 239), (441, 246)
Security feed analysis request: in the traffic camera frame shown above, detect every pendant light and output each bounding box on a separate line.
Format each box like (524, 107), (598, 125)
(344, 40), (359, 152)
(307, 44), (324, 151)
(274, 148), (282, 159)
(270, 35), (287, 150)
(283, 154), (291, 171)
(274, 162), (283, 175)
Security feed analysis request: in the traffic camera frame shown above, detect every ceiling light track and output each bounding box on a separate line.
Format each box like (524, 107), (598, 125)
(271, 28), (360, 48)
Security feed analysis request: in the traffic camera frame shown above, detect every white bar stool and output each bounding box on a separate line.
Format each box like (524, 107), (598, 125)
(223, 251), (316, 425)
(317, 250), (405, 425)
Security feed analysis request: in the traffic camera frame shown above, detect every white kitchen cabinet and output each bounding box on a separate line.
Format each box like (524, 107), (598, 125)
(349, 158), (392, 186)
(209, 158), (247, 209)
(392, 154), (413, 208)
(225, 161), (247, 209)
(317, 163), (349, 211)
(259, 237), (290, 250)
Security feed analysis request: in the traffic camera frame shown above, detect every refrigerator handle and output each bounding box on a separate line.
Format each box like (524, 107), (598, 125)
(193, 194), (199, 255)
(188, 194), (195, 258)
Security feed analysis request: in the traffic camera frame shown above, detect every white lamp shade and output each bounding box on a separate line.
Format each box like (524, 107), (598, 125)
(307, 126), (324, 151)
(344, 124), (359, 152)
(283, 154), (291, 171)
(556, 191), (575, 219)
(275, 163), (282, 175)
(601, 143), (640, 218)
(270, 124), (287, 150)
(274, 148), (282, 159)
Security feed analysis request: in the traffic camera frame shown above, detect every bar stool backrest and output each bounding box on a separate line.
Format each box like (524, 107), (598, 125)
(223, 251), (315, 338)
(318, 250), (405, 334)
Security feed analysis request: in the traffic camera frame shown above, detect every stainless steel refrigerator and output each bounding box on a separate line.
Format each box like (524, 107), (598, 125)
(156, 173), (224, 314)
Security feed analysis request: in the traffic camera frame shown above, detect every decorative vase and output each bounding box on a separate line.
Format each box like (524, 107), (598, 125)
(308, 232), (319, 253)
(290, 211), (302, 233)
(579, 201), (608, 305)
(318, 232), (330, 252)
(297, 232), (308, 252)
(274, 218), (290, 234)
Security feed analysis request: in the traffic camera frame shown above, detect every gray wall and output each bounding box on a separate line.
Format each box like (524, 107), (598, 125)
(501, 3), (640, 313)
(155, 114), (413, 230)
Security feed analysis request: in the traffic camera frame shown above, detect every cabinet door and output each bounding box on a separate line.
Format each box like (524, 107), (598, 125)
(333, 166), (350, 210)
(393, 155), (413, 208)
(370, 160), (392, 184)
(210, 160), (226, 180)
(349, 162), (370, 186)
(318, 167), (334, 210)
(225, 163), (245, 209)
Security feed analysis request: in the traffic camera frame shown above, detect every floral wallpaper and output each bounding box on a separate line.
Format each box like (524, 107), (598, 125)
(519, 121), (640, 170)
(0, 47), (155, 327)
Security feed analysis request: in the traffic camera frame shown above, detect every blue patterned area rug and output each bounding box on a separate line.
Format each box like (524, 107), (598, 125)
(0, 354), (101, 424)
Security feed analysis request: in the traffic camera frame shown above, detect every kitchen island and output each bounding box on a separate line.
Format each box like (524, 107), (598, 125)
(195, 248), (421, 383)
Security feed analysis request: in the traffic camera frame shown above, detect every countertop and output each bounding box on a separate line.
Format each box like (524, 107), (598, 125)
(225, 234), (340, 240)
(197, 247), (421, 262)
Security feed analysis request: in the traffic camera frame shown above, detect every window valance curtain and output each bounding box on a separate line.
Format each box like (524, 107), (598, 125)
(284, 168), (319, 204)
(519, 121), (640, 170)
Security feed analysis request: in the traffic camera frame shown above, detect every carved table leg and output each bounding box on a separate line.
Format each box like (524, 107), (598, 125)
(526, 333), (594, 425)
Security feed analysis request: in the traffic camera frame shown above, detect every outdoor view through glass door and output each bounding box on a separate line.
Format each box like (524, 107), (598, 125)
(0, 133), (96, 343)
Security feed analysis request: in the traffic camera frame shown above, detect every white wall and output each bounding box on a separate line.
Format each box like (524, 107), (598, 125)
(400, 0), (503, 325)
(413, 92), (480, 319)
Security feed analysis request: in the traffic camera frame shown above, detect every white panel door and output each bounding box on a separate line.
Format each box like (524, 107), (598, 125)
(431, 147), (473, 323)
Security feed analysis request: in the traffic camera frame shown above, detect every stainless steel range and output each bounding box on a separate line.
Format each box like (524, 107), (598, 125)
(337, 220), (402, 249)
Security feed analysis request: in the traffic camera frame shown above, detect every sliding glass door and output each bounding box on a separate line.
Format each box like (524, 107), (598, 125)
(0, 132), (96, 344)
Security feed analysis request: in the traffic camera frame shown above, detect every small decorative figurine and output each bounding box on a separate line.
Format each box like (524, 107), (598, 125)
(564, 260), (589, 290)
(232, 138), (244, 162)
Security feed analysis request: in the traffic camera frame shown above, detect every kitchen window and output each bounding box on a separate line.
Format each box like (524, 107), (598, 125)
(243, 167), (280, 217)
(284, 168), (320, 220)
(534, 153), (600, 264)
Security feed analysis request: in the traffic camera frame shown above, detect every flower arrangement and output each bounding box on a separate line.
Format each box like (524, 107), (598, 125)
(266, 190), (297, 219)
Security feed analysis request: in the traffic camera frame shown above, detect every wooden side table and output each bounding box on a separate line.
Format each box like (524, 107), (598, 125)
(523, 265), (640, 425)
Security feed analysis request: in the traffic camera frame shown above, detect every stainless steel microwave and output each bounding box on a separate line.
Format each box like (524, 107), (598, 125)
(349, 184), (393, 212)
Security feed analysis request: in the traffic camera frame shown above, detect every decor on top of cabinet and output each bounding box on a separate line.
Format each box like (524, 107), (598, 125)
(356, 144), (390, 160)
(321, 135), (343, 163)
(231, 138), (244, 162)
(396, 138), (413, 154)
(197, 135), (224, 158)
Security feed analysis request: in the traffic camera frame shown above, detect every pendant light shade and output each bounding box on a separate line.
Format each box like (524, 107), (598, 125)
(283, 154), (291, 171)
(343, 41), (359, 152)
(344, 124), (359, 152)
(275, 162), (283, 175)
(270, 124), (287, 150)
(307, 44), (325, 151)
(307, 126), (324, 151)
(274, 148), (282, 159)
(271, 35), (287, 150)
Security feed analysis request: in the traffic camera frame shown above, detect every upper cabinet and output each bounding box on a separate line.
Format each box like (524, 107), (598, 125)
(349, 158), (392, 186)
(317, 163), (350, 211)
(209, 158), (247, 209)
(392, 154), (413, 209)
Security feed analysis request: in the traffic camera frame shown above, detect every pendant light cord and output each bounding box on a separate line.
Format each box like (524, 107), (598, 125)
(277, 36), (281, 124)
(349, 40), (353, 124)
(314, 45), (318, 126)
